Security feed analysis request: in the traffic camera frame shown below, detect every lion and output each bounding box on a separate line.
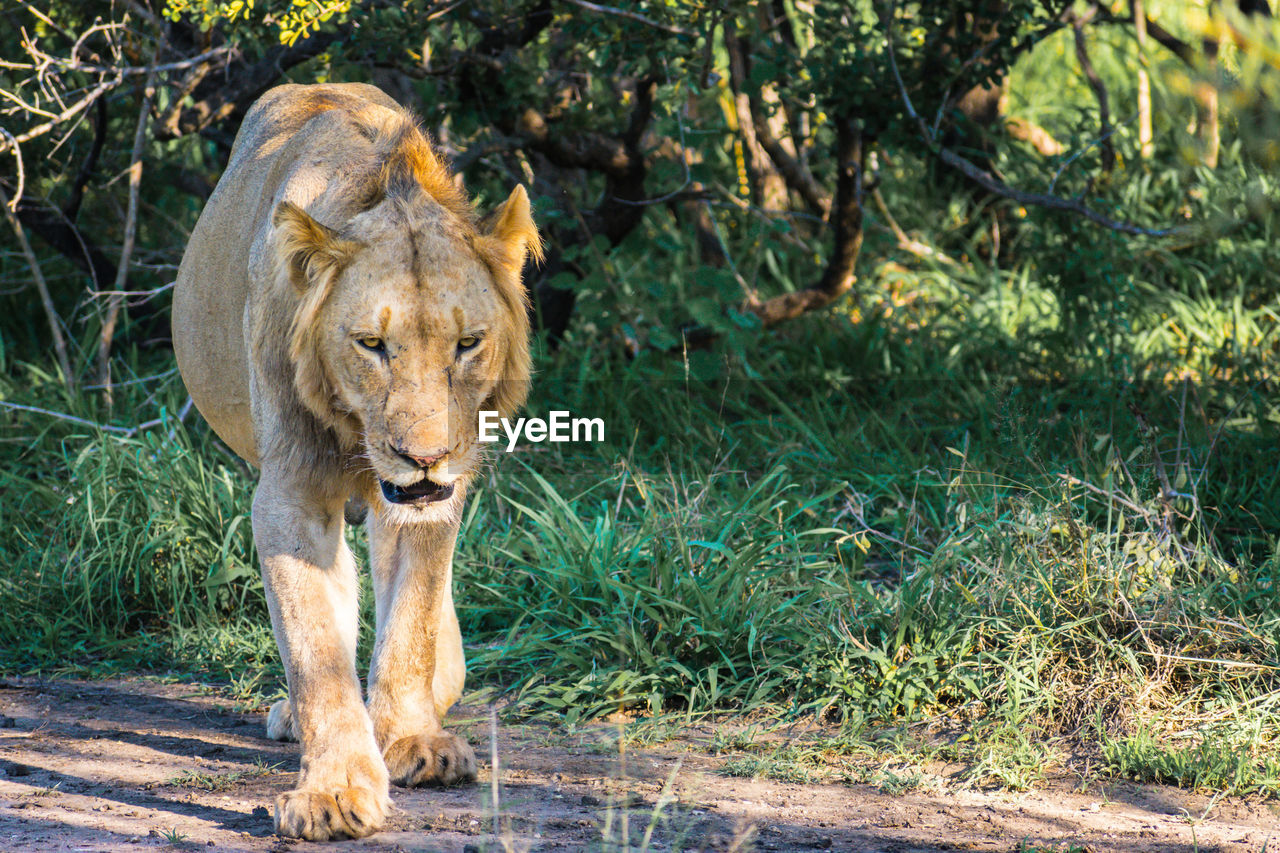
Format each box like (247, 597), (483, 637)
(171, 82), (541, 841)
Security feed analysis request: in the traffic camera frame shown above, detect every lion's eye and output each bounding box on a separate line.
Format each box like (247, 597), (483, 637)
(457, 335), (480, 352)
(357, 336), (385, 354)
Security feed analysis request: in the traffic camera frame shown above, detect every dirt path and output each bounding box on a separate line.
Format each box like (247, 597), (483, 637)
(0, 677), (1274, 852)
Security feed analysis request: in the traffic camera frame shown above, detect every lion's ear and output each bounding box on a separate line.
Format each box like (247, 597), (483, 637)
(475, 186), (539, 421)
(479, 185), (543, 273)
(273, 201), (358, 292)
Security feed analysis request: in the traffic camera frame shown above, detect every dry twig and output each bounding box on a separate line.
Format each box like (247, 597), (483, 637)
(0, 185), (73, 387)
(96, 49), (160, 403)
(871, 187), (959, 267)
(558, 0), (695, 37)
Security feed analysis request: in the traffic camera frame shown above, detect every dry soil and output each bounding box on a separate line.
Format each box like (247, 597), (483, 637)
(0, 677), (1276, 852)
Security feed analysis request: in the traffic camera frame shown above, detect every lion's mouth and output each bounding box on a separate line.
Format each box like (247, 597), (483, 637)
(379, 478), (455, 505)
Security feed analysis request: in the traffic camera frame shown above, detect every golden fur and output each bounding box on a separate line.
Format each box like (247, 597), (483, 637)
(172, 83), (540, 841)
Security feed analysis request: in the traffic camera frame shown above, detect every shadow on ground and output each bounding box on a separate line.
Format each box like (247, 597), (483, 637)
(0, 678), (1274, 852)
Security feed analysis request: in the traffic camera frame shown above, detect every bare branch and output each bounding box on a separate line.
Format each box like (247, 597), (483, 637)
(0, 80), (116, 153)
(884, 6), (1179, 238)
(1, 47), (236, 78)
(0, 401), (130, 434)
(871, 186), (959, 267)
(0, 129), (26, 209)
(97, 53), (160, 403)
(939, 137), (1177, 235)
(0, 185), (74, 387)
(83, 367), (178, 391)
(87, 281), (175, 301)
(558, 0), (695, 37)
(0, 397), (193, 438)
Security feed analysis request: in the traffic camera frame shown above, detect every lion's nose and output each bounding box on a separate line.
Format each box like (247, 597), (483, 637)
(390, 443), (447, 470)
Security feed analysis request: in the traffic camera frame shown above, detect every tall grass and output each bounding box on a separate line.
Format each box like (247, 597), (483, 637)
(0, 420), (260, 665)
(459, 463), (848, 722)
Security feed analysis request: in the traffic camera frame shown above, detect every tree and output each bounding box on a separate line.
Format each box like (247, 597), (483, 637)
(0, 0), (1262, 380)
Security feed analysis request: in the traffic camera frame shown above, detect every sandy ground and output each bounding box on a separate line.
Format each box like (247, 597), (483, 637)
(0, 677), (1275, 852)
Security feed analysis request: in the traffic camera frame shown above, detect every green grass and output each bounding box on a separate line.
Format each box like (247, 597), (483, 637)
(165, 759), (281, 792)
(1014, 844), (1091, 853)
(1102, 719), (1280, 796)
(159, 827), (188, 844)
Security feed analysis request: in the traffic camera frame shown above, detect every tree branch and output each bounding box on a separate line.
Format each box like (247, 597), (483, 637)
(1142, 16), (1196, 65)
(1072, 7), (1116, 172)
(517, 108), (634, 176)
(723, 26), (786, 208)
(746, 86), (830, 218)
(747, 115), (862, 326)
(1133, 0), (1154, 159)
(515, 76), (655, 244)
(0, 186), (73, 388)
(155, 28), (349, 139)
(884, 7), (1179, 238)
(97, 59), (158, 403)
(0, 398), (193, 438)
(558, 0), (695, 37)
(0, 80), (116, 153)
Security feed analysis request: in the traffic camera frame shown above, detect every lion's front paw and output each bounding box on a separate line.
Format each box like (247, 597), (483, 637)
(384, 732), (477, 787)
(266, 698), (298, 742)
(274, 785), (387, 841)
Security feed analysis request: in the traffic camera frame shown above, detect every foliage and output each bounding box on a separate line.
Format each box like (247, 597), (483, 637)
(161, 0), (357, 44)
(8, 0), (1257, 353)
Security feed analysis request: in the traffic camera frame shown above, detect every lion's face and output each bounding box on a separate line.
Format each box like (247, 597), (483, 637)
(275, 186), (539, 522)
(325, 220), (501, 516)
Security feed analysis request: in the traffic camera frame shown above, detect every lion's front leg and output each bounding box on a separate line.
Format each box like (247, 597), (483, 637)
(253, 478), (390, 839)
(366, 513), (476, 787)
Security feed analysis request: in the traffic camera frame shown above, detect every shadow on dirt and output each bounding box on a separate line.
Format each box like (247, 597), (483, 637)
(0, 678), (1272, 852)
